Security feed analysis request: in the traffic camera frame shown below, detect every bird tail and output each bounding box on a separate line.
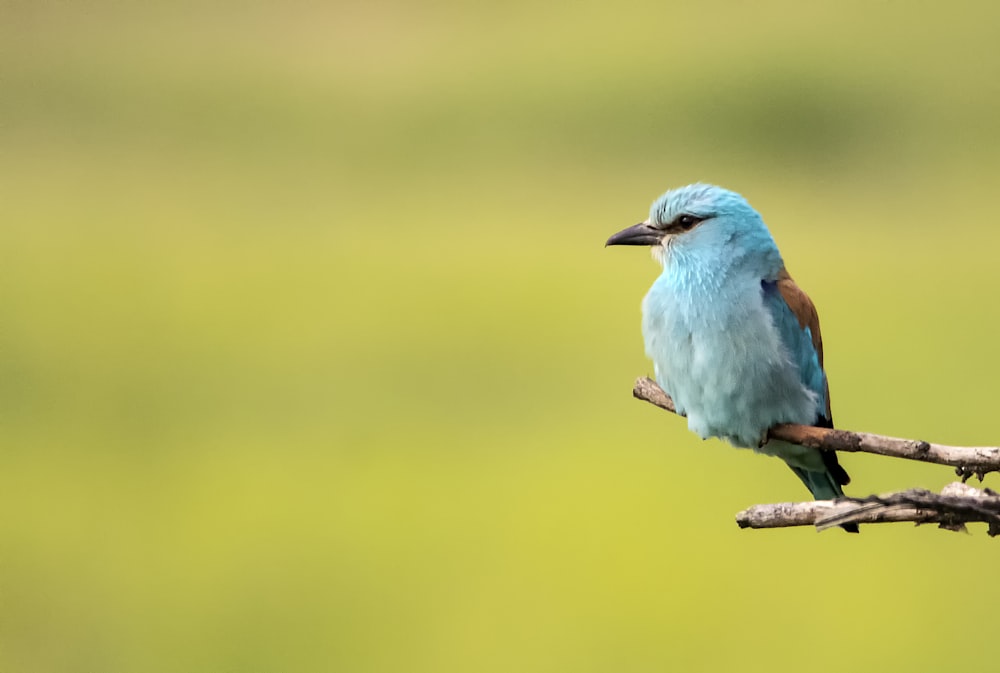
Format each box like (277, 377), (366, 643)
(788, 451), (858, 533)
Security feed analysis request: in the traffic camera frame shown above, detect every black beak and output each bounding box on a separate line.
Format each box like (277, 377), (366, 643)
(605, 221), (663, 247)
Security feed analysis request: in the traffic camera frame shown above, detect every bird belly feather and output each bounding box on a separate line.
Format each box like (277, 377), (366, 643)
(642, 274), (818, 449)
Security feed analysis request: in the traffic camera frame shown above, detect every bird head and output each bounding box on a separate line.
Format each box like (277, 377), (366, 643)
(606, 183), (778, 269)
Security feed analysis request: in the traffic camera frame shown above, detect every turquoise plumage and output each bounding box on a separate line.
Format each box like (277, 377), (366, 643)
(607, 184), (854, 529)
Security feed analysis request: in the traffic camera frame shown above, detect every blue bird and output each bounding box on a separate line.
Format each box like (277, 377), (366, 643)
(607, 184), (855, 530)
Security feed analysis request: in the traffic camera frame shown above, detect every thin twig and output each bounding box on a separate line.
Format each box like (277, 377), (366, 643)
(736, 482), (1000, 535)
(632, 376), (1000, 480)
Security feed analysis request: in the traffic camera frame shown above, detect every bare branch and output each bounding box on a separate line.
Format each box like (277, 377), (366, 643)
(736, 482), (1000, 535)
(632, 376), (1000, 480)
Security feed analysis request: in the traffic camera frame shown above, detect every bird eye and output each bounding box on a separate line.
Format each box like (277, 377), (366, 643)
(676, 215), (700, 230)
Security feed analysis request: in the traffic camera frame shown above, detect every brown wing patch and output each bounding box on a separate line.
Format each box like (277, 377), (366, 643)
(776, 268), (823, 366)
(776, 267), (832, 423)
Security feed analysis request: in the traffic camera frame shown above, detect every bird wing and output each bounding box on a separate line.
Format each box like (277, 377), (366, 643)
(766, 268), (851, 489)
(775, 269), (824, 367)
(764, 268), (831, 425)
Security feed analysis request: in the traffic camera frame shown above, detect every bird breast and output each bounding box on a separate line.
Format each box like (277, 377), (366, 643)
(641, 272), (817, 448)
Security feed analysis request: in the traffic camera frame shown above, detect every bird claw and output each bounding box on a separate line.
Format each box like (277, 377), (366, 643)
(955, 465), (988, 482)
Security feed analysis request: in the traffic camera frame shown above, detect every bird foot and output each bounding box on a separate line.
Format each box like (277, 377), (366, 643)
(955, 465), (989, 482)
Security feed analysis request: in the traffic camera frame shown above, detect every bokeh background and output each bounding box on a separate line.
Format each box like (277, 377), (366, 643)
(3, 1), (999, 671)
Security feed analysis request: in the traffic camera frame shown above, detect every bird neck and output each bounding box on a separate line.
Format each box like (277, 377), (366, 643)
(661, 234), (784, 293)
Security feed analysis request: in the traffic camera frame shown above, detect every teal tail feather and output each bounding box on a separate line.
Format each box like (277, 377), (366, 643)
(788, 453), (858, 533)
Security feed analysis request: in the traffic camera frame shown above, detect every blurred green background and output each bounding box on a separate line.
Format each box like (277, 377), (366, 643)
(3, 1), (999, 671)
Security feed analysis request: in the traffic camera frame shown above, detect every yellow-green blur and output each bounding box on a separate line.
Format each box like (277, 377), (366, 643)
(2, 2), (999, 671)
